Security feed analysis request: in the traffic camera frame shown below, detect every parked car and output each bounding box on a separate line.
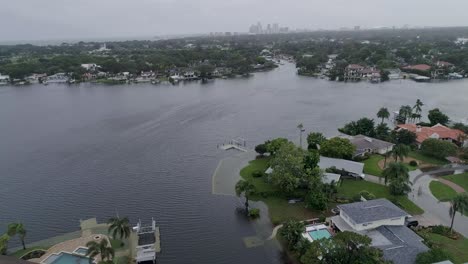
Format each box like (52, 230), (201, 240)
(406, 217), (419, 228)
(331, 207), (340, 215)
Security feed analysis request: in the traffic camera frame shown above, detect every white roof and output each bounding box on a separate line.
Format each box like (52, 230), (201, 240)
(318, 156), (364, 175)
(322, 173), (341, 184)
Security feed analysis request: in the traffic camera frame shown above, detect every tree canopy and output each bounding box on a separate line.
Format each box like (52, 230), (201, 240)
(320, 137), (356, 160)
(420, 138), (457, 159)
(428, 108), (449, 126)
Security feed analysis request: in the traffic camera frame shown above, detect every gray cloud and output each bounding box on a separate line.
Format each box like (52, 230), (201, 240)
(2, 0), (468, 41)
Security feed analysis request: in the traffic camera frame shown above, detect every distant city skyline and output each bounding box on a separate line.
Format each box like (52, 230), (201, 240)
(2, 0), (468, 42)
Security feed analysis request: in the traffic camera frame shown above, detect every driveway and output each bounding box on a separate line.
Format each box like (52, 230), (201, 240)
(409, 169), (468, 237)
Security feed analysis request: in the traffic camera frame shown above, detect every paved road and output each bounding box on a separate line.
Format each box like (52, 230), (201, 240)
(364, 167), (468, 237)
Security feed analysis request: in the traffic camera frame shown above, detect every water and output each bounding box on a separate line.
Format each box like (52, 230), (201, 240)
(43, 252), (90, 264)
(1, 62), (468, 263)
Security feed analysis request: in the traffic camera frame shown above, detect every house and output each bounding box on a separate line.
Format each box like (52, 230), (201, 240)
(436, 61), (454, 68)
(402, 64), (431, 72)
(385, 68), (402, 79)
(340, 135), (394, 157)
(0, 73), (10, 85)
(46, 73), (69, 83)
(81, 63), (100, 71)
(318, 156), (365, 178)
(396, 123), (467, 147)
(330, 199), (428, 264)
(344, 64), (365, 81)
(25, 73), (47, 84)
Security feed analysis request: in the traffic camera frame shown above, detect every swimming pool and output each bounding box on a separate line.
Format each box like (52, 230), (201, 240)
(308, 229), (332, 241)
(42, 252), (92, 264)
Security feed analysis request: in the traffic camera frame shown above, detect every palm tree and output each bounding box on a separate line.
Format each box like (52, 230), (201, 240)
(392, 144), (410, 162)
(107, 217), (131, 242)
(0, 234), (10, 255)
(382, 162), (409, 185)
(7, 223), (27, 250)
(399, 105), (413, 123)
(413, 99), (424, 121)
(376, 107), (390, 124)
(446, 193), (468, 232)
(297, 123), (305, 149)
(235, 180), (256, 214)
(86, 239), (115, 263)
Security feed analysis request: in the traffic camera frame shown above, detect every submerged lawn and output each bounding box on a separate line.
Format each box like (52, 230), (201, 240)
(11, 246), (50, 258)
(429, 181), (458, 201)
(442, 173), (468, 191)
(337, 179), (424, 215)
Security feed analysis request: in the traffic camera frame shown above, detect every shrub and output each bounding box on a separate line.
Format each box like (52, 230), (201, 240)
(431, 225), (451, 236)
(318, 214), (326, 223)
(248, 208), (260, 219)
(416, 248), (453, 264)
(252, 170), (265, 178)
(409, 160), (418, 167)
(359, 190), (376, 200)
(254, 143), (267, 155)
(421, 138), (457, 159)
(352, 194), (362, 202)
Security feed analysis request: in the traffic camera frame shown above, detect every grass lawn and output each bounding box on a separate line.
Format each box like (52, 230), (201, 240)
(10, 246), (49, 258)
(443, 173), (468, 191)
(240, 157), (322, 225)
(337, 179), (424, 215)
(421, 232), (468, 264)
(429, 181), (458, 201)
(409, 151), (448, 166)
(363, 155), (384, 176)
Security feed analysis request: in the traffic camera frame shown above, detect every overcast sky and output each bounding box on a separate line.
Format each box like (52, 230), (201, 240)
(2, 0), (468, 42)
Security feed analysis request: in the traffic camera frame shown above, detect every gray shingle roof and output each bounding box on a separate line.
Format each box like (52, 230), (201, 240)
(318, 156), (364, 175)
(337, 198), (409, 224)
(373, 225), (428, 264)
(349, 135), (394, 151)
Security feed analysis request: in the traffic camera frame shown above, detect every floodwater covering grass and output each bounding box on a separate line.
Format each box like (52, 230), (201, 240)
(442, 173), (468, 191)
(429, 181), (458, 201)
(337, 179), (424, 215)
(11, 246), (49, 258)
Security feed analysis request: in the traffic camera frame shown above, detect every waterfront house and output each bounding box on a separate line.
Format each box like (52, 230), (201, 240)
(340, 134), (394, 157)
(330, 199), (428, 264)
(0, 73), (10, 85)
(25, 73), (47, 84)
(396, 123), (467, 147)
(344, 64), (365, 81)
(46, 73), (69, 83)
(402, 64), (431, 73)
(385, 68), (402, 79)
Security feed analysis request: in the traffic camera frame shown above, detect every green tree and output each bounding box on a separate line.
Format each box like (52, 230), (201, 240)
(306, 190), (328, 211)
(375, 123), (390, 141)
(0, 234), (10, 255)
(446, 193), (468, 232)
(279, 220), (305, 250)
(377, 107), (390, 124)
(235, 180), (256, 213)
(391, 129), (417, 145)
(320, 137), (356, 160)
(428, 108), (449, 126)
(413, 99), (424, 118)
(382, 162), (409, 186)
(107, 217), (131, 242)
(420, 138), (457, 159)
(7, 223), (27, 250)
(399, 105), (413, 123)
(254, 143), (267, 156)
(266, 138), (289, 155)
(270, 142), (305, 194)
(339, 118), (375, 137)
(416, 248), (452, 264)
(391, 144), (410, 162)
(307, 132), (326, 150)
(86, 239), (115, 262)
(304, 150), (320, 171)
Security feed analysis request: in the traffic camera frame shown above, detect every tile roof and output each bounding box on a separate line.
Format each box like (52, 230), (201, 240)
(397, 123), (465, 143)
(337, 198), (409, 224)
(403, 64), (431, 71)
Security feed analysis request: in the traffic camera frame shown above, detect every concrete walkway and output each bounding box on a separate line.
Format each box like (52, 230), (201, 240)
(438, 178), (465, 193)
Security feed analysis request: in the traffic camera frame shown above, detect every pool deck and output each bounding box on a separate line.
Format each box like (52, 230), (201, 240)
(31, 234), (109, 263)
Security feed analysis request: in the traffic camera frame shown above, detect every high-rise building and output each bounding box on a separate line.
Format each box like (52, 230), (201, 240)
(273, 23), (279, 34)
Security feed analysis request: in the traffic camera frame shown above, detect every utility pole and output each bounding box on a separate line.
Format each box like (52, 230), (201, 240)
(297, 123), (305, 149)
